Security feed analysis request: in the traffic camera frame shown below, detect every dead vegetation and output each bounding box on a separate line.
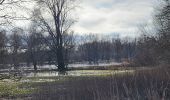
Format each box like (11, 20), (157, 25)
(24, 66), (170, 100)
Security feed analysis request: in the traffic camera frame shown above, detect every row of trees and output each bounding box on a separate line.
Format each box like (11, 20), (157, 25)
(0, 0), (169, 71)
(0, 27), (138, 70)
(73, 36), (136, 64)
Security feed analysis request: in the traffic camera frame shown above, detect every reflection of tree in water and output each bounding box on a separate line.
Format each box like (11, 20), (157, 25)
(58, 71), (68, 76)
(33, 72), (37, 77)
(28, 71), (68, 77)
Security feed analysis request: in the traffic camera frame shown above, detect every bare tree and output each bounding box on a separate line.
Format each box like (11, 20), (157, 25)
(9, 28), (23, 69)
(63, 31), (75, 67)
(0, 30), (7, 67)
(155, 0), (170, 64)
(32, 0), (77, 71)
(0, 0), (5, 4)
(114, 37), (122, 62)
(27, 31), (42, 70)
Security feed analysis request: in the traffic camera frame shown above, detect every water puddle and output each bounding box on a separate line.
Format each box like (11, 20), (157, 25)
(25, 70), (134, 77)
(19, 70), (134, 83)
(0, 69), (135, 83)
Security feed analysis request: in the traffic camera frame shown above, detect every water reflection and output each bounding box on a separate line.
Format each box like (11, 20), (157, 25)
(25, 70), (134, 77)
(58, 71), (68, 76)
(20, 70), (135, 83)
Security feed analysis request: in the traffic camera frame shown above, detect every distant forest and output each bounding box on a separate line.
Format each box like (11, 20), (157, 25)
(0, 0), (169, 71)
(0, 29), (136, 69)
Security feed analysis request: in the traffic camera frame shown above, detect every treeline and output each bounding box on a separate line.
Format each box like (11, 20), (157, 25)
(0, 0), (169, 70)
(71, 35), (136, 64)
(0, 28), (138, 70)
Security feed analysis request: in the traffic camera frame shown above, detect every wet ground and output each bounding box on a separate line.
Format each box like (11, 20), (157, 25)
(18, 70), (134, 83)
(25, 70), (134, 77)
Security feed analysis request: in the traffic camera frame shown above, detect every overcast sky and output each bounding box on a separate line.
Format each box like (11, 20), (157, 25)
(9, 0), (158, 37)
(72, 0), (157, 37)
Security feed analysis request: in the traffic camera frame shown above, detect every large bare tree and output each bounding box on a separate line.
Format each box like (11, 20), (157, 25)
(32, 0), (76, 71)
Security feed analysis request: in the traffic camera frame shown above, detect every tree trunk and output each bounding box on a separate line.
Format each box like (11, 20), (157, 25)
(57, 46), (65, 71)
(33, 61), (37, 71)
(56, 33), (66, 71)
(65, 48), (69, 68)
(30, 51), (37, 71)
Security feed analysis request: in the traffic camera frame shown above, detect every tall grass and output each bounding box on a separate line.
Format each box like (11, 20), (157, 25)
(30, 66), (170, 100)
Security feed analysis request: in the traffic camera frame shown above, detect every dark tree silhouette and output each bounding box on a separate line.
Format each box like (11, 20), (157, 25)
(32, 0), (77, 71)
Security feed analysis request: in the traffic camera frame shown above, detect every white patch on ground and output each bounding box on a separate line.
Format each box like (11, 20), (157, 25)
(21, 62), (122, 70)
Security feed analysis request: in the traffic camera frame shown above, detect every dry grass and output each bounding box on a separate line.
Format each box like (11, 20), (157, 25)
(25, 66), (170, 100)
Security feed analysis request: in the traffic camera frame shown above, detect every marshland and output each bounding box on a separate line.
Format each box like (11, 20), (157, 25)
(0, 0), (170, 100)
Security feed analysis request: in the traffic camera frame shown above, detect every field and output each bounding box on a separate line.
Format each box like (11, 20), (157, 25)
(0, 65), (170, 100)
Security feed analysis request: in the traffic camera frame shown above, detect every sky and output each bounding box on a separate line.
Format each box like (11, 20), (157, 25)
(0, 0), (158, 37)
(72, 0), (157, 37)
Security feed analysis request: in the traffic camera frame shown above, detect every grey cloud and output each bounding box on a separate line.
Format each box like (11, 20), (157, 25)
(73, 0), (157, 36)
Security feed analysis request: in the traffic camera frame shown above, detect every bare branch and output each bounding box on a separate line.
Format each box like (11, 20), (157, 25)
(0, 0), (5, 5)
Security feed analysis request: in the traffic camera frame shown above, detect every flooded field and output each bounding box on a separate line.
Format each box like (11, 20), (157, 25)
(0, 63), (136, 83)
(19, 70), (135, 83)
(25, 70), (134, 77)
(0, 62), (135, 83)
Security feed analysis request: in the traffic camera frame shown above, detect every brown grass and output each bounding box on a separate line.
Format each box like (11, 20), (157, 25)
(25, 66), (170, 100)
